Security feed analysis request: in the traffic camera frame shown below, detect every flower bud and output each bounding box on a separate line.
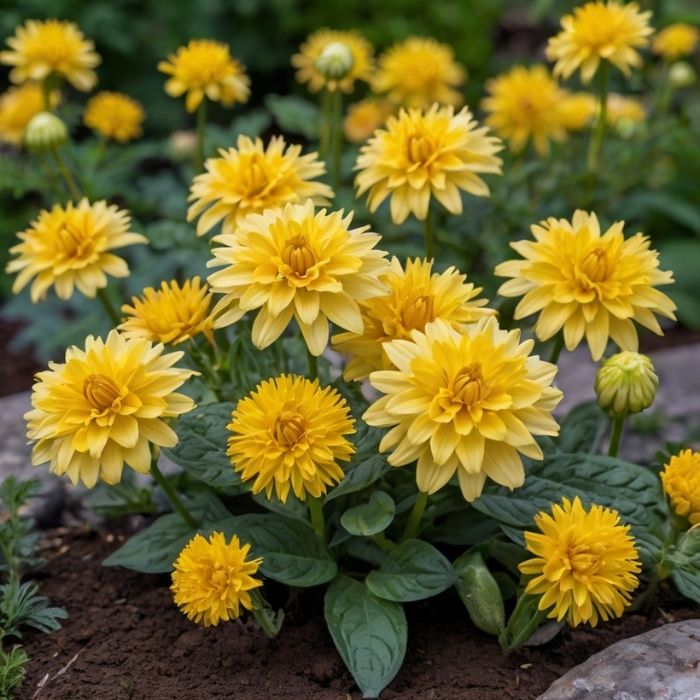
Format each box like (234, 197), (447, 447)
(595, 351), (658, 417)
(24, 111), (68, 152)
(669, 61), (696, 88)
(168, 129), (197, 160)
(315, 41), (354, 82)
(454, 551), (505, 636)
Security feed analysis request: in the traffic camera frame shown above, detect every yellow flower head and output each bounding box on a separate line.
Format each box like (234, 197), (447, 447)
(653, 23), (700, 60)
(171, 532), (262, 627)
(188, 135), (334, 237)
(84, 91), (145, 142)
(119, 277), (217, 345)
(495, 211), (676, 361)
(207, 200), (389, 356)
(0, 83), (59, 145)
(355, 105), (503, 224)
(482, 65), (568, 156)
(363, 317), (562, 502)
(227, 375), (355, 502)
(373, 37), (466, 109)
(158, 39), (250, 113)
(605, 93), (645, 127)
(343, 98), (395, 144)
(333, 257), (495, 381)
(546, 1), (653, 83)
(661, 450), (700, 525)
(0, 19), (100, 91)
(25, 330), (196, 488)
(558, 92), (597, 131)
(6, 198), (147, 303)
(520, 497), (641, 627)
(292, 29), (374, 93)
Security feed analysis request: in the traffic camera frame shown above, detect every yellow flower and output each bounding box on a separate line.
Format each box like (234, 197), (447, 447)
(25, 330), (196, 488)
(363, 317), (562, 502)
(661, 450), (700, 525)
(355, 105), (502, 225)
(119, 277), (217, 345)
(343, 98), (395, 144)
(558, 92), (597, 131)
(158, 39), (250, 113)
(605, 93), (645, 127)
(6, 198), (147, 303)
(373, 37), (466, 109)
(188, 135), (334, 237)
(171, 532), (262, 627)
(0, 19), (100, 91)
(547, 1), (653, 83)
(653, 23), (700, 60)
(333, 257), (495, 381)
(520, 497), (641, 627)
(207, 200), (389, 356)
(227, 375), (355, 502)
(482, 65), (568, 155)
(495, 211), (676, 361)
(84, 91), (145, 142)
(0, 83), (59, 145)
(292, 29), (373, 93)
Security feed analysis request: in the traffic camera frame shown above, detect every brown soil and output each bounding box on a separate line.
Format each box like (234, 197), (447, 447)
(0, 320), (40, 398)
(20, 529), (697, 700)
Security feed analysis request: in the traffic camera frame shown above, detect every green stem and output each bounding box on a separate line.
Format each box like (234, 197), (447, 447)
(371, 533), (397, 552)
(96, 287), (121, 326)
(400, 491), (429, 543)
(656, 62), (674, 115)
(189, 340), (221, 390)
(548, 333), (564, 365)
(424, 207), (435, 261)
(306, 347), (319, 381)
(50, 147), (81, 200)
(607, 415), (625, 457)
(250, 590), (284, 638)
(319, 89), (333, 161)
(150, 449), (198, 530)
(308, 497), (326, 543)
(587, 60), (610, 172)
(499, 591), (548, 652)
(330, 89), (343, 188)
(195, 100), (207, 173)
(41, 79), (53, 112)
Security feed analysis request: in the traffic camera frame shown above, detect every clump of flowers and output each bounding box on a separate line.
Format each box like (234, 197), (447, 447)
(171, 532), (262, 626)
(343, 98), (395, 144)
(520, 497), (641, 627)
(84, 91), (145, 142)
(653, 23), (699, 61)
(227, 375), (355, 502)
(661, 450), (700, 526)
(495, 210), (676, 361)
(0, 84), (59, 145)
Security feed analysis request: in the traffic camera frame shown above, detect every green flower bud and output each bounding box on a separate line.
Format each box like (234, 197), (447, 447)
(595, 351), (659, 418)
(24, 111), (68, 152)
(453, 550), (505, 636)
(315, 41), (354, 82)
(669, 61), (696, 88)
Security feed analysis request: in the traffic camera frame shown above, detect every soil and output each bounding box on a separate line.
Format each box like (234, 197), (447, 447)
(20, 528), (698, 700)
(0, 321), (40, 398)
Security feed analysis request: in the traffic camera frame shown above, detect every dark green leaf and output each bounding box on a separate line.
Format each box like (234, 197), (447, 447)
(327, 455), (389, 501)
(265, 94), (320, 139)
(556, 402), (606, 454)
(423, 507), (501, 546)
(671, 567), (700, 604)
(341, 492), (395, 536)
(252, 491), (308, 521)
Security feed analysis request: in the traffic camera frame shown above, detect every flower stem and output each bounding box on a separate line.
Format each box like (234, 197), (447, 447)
(150, 450), (198, 530)
(499, 591), (548, 652)
(195, 100), (207, 173)
(400, 491), (429, 543)
(587, 60), (610, 173)
(319, 88), (332, 161)
(371, 533), (397, 552)
(96, 287), (121, 326)
(607, 415), (625, 458)
(423, 207), (435, 261)
(41, 79), (54, 112)
(308, 496), (326, 543)
(548, 333), (564, 365)
(250, 589), (284, 638)
(50, 147), (81, 201)
(330, 89), (343, 188)
(306, 347), (318, 381)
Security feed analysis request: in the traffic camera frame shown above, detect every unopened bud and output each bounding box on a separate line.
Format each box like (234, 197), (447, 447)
(24, 111), (68, 152)
(315, 42), (354, 82)
(669, 61), (696, 88)
(595, 351), (658, 417)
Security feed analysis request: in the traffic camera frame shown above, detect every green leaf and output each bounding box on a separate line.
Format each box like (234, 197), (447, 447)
(671, 567), (700, 604)
(556, 402), (606, 454)
(341, 492), (395, 536)
(252, 491), (308, 521)
(324, 576), (407, 699)
(453, 551), (505, 635)
(265, 94), (320, 139)
(666, 529), (700, 603)
(423, 507), (500, 546)
(327, 455), (389, 501)
(365, 539), (456, 602)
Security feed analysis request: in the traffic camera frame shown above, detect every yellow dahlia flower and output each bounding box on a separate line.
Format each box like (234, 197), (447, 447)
(495, 210), (676, 361)
(482, 65), (568, 155)
(558, 92), (597, 131)
(158, 39), (250, 113)
(343, 98), (395, 144)
(188, 135), (333, 237)
(373, 37), (466, 109)
(227, 375), (355, 502)
(25, 330), (196, 488)
(333, 257), (495, 381)
(355, 105), (503, 224)
(0, 83), (59, 145)
(520, 497), (641, 627)
(119, 277), (217, 345)
(661, 450), (700, 525)
(363, 317), (562, 502)
(172, 532), (262, 627)
(6, 199), (147, 303)
(207, 200), (389, 356)
(292, 29), (374, 93)
(84, 91), (145, 143)
(546, 1), (653, 83)
(653, 23), (699, 60)
(0, 19), (100, 91)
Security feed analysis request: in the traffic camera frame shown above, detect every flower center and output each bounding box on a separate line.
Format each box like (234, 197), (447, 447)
(273, 411), (306, 447)
(401, 295), (434, 331)
(83, 373), (121, 411)
(57, 222), (92, 259)
(281, 235), (315, 277)
(243, 154), (272, 196)
(565, 542), (603, 579)
(452, 363), (486, 406)
(578, 247), (609, 283)
(407, 134), (433, 164)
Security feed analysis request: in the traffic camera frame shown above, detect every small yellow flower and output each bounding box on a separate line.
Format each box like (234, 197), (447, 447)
(207, 200), (389, 356)
(25, 330), (196, 487)
(188, 135), (333, 237)
(495, 210), (676, 361)
(84, 91), (145, 142)
(595, 351), (658, 417)
(343, 98), (395, 144)
(119, 277), (217, 345)
(661, 450), (700, 525)
(158, 39), (250, 113)
(6, 199), (147, 303)
(373, 37), (466, 109)
(558, 92), (597, 131)
(653, 23), (700, 60)
(520, 497), (641, 627)
(227, 375), (355, 502)
(355, 105), (503, 225)
(333, 257), (494, 381)
(363, 317), (562, 502)
(0, 19), (100, 91)
(0, 84), (59, 145)
(547, 1), (653, 83)
(172, 532), (262, 627)
(605, 93), (645, 128)
(292, 29), (373, 93)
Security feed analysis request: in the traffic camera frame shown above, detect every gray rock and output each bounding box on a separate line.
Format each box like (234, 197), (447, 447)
(539, 619), (700, 700)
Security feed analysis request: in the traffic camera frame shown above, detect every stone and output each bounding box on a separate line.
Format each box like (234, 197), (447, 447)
(539, 619), (700, 699)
